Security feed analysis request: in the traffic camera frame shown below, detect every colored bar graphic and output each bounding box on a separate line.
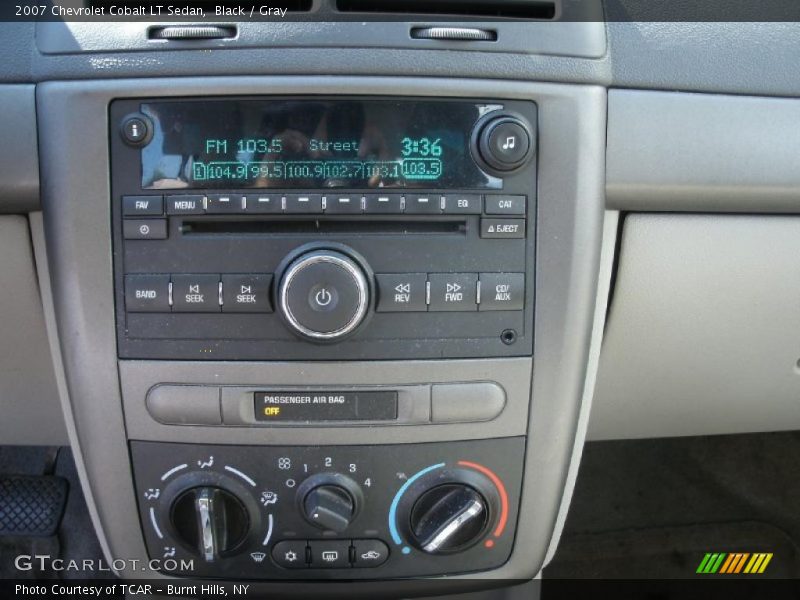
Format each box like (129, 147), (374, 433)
(698, 552), (773, 575)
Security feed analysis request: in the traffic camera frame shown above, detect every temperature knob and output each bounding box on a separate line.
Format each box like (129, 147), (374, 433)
(297, 473), (363, 533)
(409, 484), (489, 554)
(170, 487), (249, 562)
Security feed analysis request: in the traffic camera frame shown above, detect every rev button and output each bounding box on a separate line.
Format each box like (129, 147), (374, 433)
(375, 273), (427, 312)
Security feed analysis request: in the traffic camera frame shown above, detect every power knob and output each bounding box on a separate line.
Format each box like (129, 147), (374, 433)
(169, 487), (250, 562)
(277, 249), (370, 342)
(297, 473), (363, 533)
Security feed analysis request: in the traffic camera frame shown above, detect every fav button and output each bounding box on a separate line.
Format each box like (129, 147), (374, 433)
(272, 540), (308, 569)
(309, 540), (351, 569)
(221, 274), (273, 313)
(123, 195), (163, 217)
(352, 539), (389, 568)
(375, 273), (427, 312)
(172, 274), (221, 313)
(428, 273), (478, 312)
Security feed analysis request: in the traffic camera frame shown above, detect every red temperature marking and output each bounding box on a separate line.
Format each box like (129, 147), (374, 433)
(457, 460), (509, 538)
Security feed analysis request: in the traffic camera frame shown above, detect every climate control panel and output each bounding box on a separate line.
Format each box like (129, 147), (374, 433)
(130, 438), (523, 579)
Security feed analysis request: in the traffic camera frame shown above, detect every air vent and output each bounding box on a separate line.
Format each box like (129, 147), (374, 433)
(335, 0), (556, 20)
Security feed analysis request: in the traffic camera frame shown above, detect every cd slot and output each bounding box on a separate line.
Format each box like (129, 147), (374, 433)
(180, 218), (467, 236)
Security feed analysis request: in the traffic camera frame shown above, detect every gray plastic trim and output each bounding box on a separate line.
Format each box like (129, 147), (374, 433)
(591, 214), (800, 440)
(0, 86), (39, 212)
(0, 214), (66, 445)
(37, 21), (606, 59)
(37, 77), (605, 582)
(122, 360), (526, 443)
(607, 89), (800, 212)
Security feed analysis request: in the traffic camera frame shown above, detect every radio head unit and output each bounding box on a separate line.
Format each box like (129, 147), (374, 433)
(110, 97), (537, 361)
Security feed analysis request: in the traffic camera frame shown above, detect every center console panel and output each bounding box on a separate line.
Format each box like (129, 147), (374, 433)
(37, 76), (606, 589)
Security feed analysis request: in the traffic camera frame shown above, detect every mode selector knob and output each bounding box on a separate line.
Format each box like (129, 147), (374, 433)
(277, 249), (370, 342)
(297, 473), (363, 533)
(169, 486), (249, 562)
(409, 484), (489, 554)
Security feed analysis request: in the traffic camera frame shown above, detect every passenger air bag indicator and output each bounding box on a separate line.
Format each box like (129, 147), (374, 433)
(254, 391), (398, 422)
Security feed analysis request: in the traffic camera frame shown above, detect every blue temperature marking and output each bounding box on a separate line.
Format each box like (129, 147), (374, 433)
(388, 463), (445, 545)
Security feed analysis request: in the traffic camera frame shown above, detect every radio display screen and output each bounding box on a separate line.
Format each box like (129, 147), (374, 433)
(140, 98), (501, 190)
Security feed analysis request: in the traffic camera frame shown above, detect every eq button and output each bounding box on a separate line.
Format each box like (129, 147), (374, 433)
(376, 274), (427, 312)
(442, 194), (482, 214)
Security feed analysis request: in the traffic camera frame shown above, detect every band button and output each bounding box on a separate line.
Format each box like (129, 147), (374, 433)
(125, 275), (170, 312)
